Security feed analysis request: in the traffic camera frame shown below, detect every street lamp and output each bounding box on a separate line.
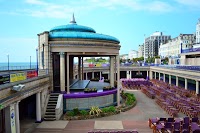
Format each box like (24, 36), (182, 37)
(30, 56), (31, 69)
(36, 48), (38, 76)
(7, 54), (9, 71)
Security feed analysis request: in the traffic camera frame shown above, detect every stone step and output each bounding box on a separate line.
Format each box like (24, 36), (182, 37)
(44, 114), (56, 118)
(49, 95), (59, 98)
(45, 112), (55, 115)
(47, 106), (56, 109)
(43, 117), (56, 121)
(50, 93), (60, 96)
(46, 109), (55, 112)
(49, 98), (58, 101)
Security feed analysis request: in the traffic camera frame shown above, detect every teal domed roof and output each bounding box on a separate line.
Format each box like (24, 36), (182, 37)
(49, 15), (120, 43)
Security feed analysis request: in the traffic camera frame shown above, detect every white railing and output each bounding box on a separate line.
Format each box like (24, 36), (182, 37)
(55, 94), (63, 120)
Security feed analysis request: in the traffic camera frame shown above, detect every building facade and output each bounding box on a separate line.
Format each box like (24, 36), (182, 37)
(159, 34), (196, 58)
(138, 44), (144, 58)
(144, 32), (171, 58)
(128, 50), (138, 59)
(196, 18), (200, 43)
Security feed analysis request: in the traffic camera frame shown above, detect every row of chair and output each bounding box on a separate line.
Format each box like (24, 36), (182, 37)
(88, 130), (138, 133)
(149, 117), (200, 133)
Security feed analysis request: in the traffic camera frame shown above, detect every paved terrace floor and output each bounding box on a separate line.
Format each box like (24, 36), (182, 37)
(26, 90), (187, 133)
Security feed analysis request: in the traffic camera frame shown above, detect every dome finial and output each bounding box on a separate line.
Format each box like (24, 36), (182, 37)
(70, 13), (76, 24)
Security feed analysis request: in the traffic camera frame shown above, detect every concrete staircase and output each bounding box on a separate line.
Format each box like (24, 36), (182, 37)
(44, 93), (59, 121)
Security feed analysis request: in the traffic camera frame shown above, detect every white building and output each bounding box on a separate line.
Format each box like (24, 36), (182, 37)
(159, 34), (195, 58)
(138, 44), (144, 57)
(196, 18), (200, 43)
(120, 54), (128, 60)
(128, 50), (138, 59)
(144, 31), (171, 58)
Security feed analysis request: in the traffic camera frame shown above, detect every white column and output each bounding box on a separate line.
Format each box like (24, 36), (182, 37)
(86, 72), (88, 80)
(15, 101), (20, 133)
(176, 76), (179, 86)
(126, 71), (129, 79)
(159, 73), (161, 80)
(81, 57), (84, 80)
(100, 72), (102, 80)
(110, 56), (114, 87)
(36, 92), (41, 122)
(78, 57), (81, 79)
(155, 72), (157, 79)
(92, 72), (94, 79)
(116, 55), (120, 106)
(130, 71), (132, 79)
(147, 71), (149, 77)
(169, 75), (171, 85)
(67, 53), (70, 94)
(60, 52), (65, 92)
(163, 74), (165, 82)
(149, 71), (153, 79)
(185, 78), (188, 90)
(196, 80), (199, 94)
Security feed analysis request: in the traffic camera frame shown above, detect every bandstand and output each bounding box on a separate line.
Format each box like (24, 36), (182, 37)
(37, 14), (121, 111)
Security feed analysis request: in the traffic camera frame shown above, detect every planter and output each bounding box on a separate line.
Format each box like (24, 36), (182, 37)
(64, 109), (121, 121)
(84, 91), (97, 93)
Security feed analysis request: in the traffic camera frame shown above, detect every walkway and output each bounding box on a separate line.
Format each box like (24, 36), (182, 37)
(31, 90), (173, 133)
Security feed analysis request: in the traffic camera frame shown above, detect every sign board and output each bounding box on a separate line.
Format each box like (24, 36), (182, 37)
(27, 70), (38, 79)
(10, 104), (16, 133)
(10, 72), (26, 83)
(0, 74), (10, 85)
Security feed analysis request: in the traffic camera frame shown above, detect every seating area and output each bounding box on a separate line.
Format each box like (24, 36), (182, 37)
(149, 117), (200, 133)
(141, 85), (156, 99)
(88, 130), (138, 133)
(121, 78), (152, 90)
(147, 80), (200, 118)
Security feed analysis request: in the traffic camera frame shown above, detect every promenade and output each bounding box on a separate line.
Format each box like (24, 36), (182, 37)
(28, 90), (178, 133)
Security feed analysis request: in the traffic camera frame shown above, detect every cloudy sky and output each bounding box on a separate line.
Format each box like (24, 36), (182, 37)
(0, 0), (199, 62)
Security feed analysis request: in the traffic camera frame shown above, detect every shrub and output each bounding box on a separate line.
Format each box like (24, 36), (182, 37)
(80, 110), (88, 116)
(67, 111), (75, 116)
(125, 93), (136, 105)
(73, 107), (80, 115)
(108, 106), (116, 112)
(102, 107), (109, 113)
(89, 106), (102, 116)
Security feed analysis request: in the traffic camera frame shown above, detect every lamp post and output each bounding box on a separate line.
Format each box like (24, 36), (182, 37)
(7, 54), (9, 71)
(30, 56), (31, 69)
(36, 48), (38, 76)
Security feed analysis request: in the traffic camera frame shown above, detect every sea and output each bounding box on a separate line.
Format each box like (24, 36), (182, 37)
(0, 62), (37, 71)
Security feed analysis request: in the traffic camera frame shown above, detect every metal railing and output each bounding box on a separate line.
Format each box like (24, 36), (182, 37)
(0, 65), (37, 71)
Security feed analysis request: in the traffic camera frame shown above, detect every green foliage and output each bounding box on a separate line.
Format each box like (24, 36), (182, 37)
(125, 93), (136, 105)
(67, 111), (75, 116)
(102, 107), (110, 113)
(89, 106), (102, 116)
(121, 91), (136, 106)
(73, 107), (80, 115)
(146, 56), (155, 63)
(0, 104), (3, 109)
(102, 106), (116, 113)
(132, 57), (144, 62)
(108, 106), (116, 112)
(84, 57), (108, 63)
(80, 110), (88, 116)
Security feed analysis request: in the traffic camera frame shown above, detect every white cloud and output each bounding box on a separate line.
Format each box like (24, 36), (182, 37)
(2, 0), (186, 18)
(25, 0), (47, 5)
(175, 0), (200, 6)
